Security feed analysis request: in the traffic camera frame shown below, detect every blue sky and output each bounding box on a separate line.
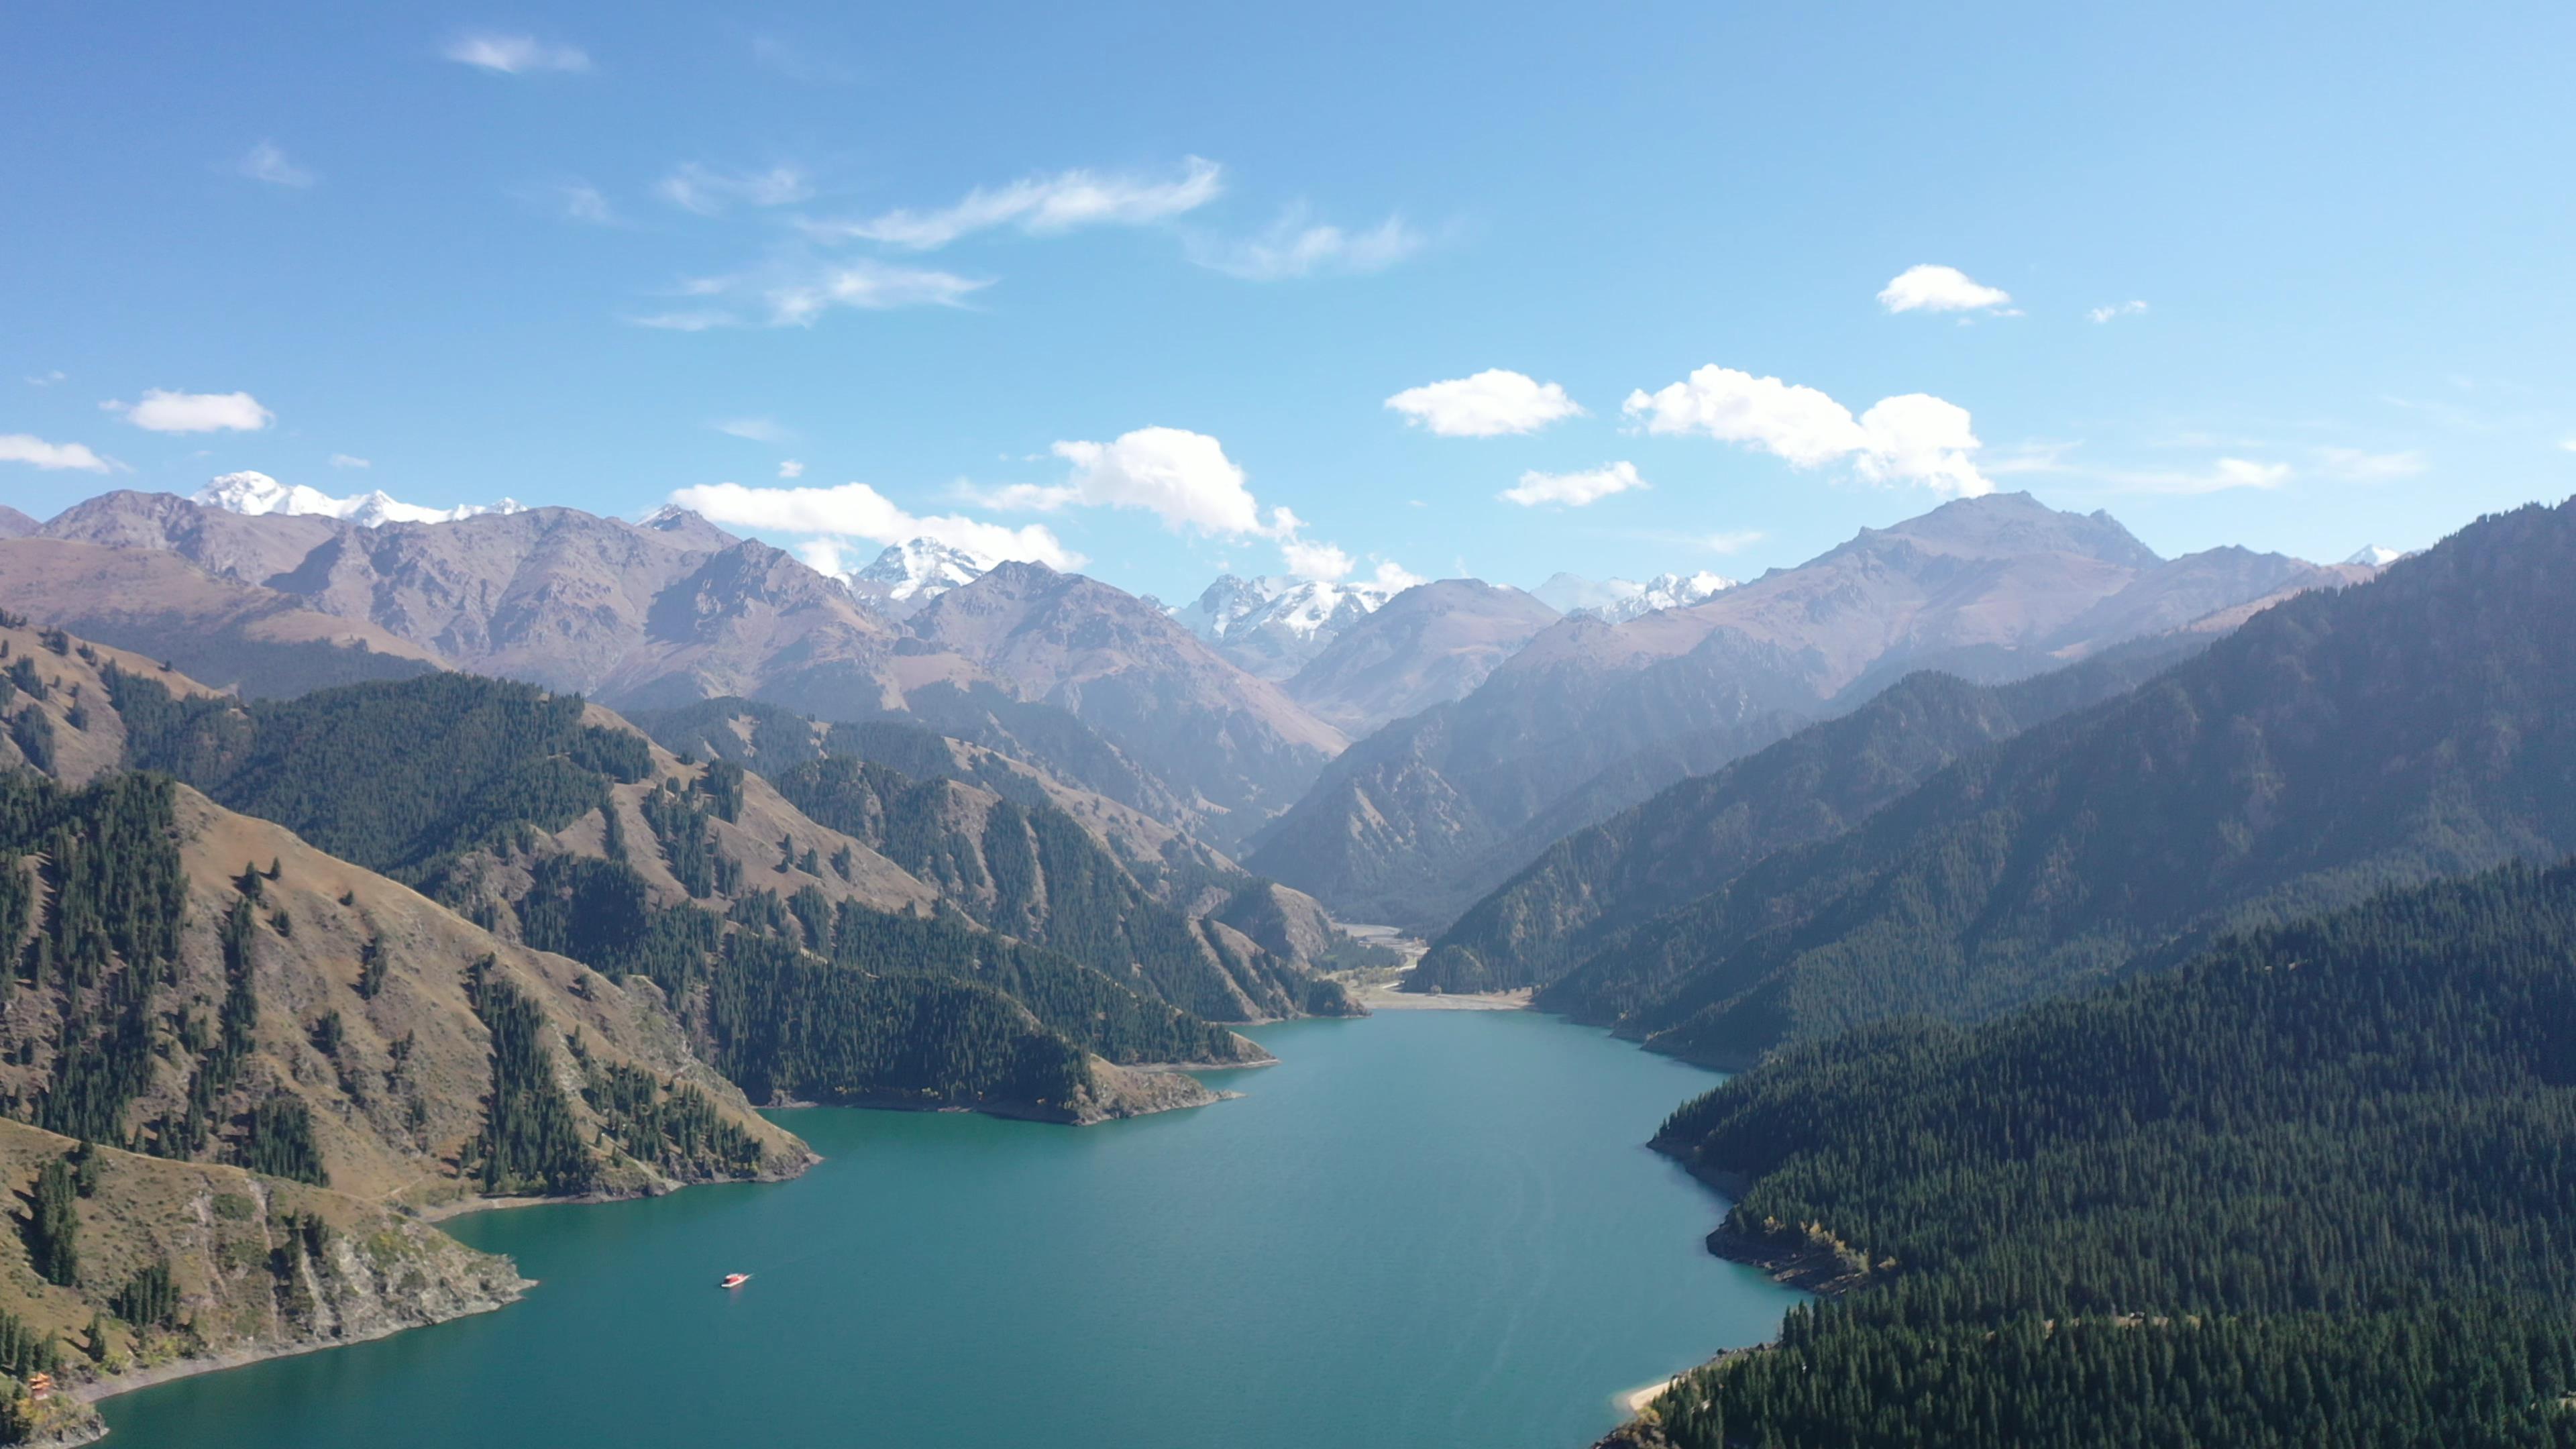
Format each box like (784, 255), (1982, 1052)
(5, 1), (2573, 601)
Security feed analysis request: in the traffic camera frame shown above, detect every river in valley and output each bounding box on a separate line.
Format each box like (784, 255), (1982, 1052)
(100, 1010), (1801, 1449)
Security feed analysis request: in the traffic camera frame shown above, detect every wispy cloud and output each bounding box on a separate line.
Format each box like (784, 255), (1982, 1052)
(24, 370), (65, 388)
(329, 453), (370, 469)
(805, 157), (1223, 250)
(2087, 300), (2149, 323)
(445, 34), (591, 74)
(0, 434), (114, 472)
(237, 142), (315, 188)
(1186, 208), (1424, 280)
(655, 163), (813, 217)
(1879, 264), (2012, 314)
(556, 182), (619, 225)
(626, 310), (739, 332)
(2314, 446), (2425, 482)
(713, 418), (789, 444)
(778, 460), (805, 479)
(759, 259), (989, 325)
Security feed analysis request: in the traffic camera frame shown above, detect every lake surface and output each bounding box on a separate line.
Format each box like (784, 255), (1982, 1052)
(101, 1011), (1801, 1449)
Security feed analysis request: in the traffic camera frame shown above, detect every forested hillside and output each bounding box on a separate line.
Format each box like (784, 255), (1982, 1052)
(1612, 859), (2576, 1449)
(771, 754), (1353, 1022)
(1546, 498), (2576, 1065)
(1417, 639), (2208, 994)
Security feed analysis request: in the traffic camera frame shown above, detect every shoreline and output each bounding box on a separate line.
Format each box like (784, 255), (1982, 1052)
(74, 1293), (527, 1408)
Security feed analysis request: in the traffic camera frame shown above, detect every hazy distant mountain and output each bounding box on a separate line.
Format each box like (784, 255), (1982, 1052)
(1282, 579), (1560, 736)
(849, 536), (994, 612)
(2347, 543), (2406, 566)
(1530, 570), (1734, 622)
(907, 562), (1348, 846)
(9, 491), (1349, 844)
(1540, 498), (2576, 1067)
(198, 468), (523, 526)
(1247, 494), (2337, 930)
(1173, 574), (1392, 678)
(0, 504), (36, 539)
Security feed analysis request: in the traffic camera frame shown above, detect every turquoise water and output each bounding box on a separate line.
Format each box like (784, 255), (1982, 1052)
(100, 1011), (1800, 1448)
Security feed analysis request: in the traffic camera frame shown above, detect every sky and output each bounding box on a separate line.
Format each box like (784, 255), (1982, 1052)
(5, 1), (2574, 603)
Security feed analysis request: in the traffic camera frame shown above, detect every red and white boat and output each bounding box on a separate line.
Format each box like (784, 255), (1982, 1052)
(718, 1273), (751, 1289)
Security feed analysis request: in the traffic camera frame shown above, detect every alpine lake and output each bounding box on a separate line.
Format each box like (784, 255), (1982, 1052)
(100, 1010), (1801, 1449)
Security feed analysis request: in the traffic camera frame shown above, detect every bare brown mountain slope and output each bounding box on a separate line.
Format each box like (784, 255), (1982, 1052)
(1284, 579), (1560, 736)
(906, 562), (1346, 847)
(1245, 493), (2351, 930)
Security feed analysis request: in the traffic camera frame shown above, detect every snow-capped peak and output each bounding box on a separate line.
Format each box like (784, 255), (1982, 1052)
(195, 471), (523, 527)
(2345, 545), (2406, 568)
(855, 537), (996, 602)
(1532, 568), (1735, 623)
(1174, 574), (1390, 644)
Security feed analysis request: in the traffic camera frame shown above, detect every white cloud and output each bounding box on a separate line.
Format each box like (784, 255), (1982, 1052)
(1699, 531), (1765, 554)
(1386, 370), (1585, 438)
(714, 417), (788, 444)
(668, 480), (1079, 568)
(1047, 427), (1266, 535)
(778, 459), (805, 479)
(1279, 535), (1354, 581)
(237, 142), (315, 188)
(2561, 438), (2576, 453)
(807, 157), (1223, 250)
(794, 538), (848, 575)
(106, 388), (276, 433)
(329, 453), (370, 469)
(25, 371), (65, 387)
(445, 34), (591, 74)
(1187, 209), (1423, 280)
(1622, 365), (1991, 497)
(0, 434), (111, 472)
(1370, 559), (1426, 590)
(1878, 264), (2011, 314)
(2315, 447), (2426, 482)
(760, 260), (989, 324)
(2087, 300), (2149, 323)
(2103, 457), (2296, 495)
(655, 163), (812, 216)
(1500, 461), (1649, 508)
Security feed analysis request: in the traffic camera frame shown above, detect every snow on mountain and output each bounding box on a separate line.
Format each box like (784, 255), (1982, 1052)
(854, 537), (996, 603)
(1529, 569), (1735, 622)
(195, 470), (523, 527)
(1173, 574), (1397, 678)
(2345, 545), (2406, 567)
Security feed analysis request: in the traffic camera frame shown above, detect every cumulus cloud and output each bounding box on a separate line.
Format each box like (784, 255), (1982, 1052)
(105, 388), (275, 434)
(1046, 427), (1267, 535)
(237, 142), (315, 188)
(668, 479), (1079, 568)
(0, 434), (112, 472)
(2088, 300), (2149, 323)
(1186, 209), (1422, 280)
(655, 163), (812, 216)
(1500, 461), (1648, 508)
(445, 34), (591, 74)
(807, 157), (1223, 250)
(1878, 264), (2012, 314)
(1623, 365), (1991, 497)
(778, 459), (805, 479)
(1386, 370), (1585, 438)
(2315, 447), (2426, 481)
(329, 453), (370, 469)
(1279, 535), (1354, 581)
